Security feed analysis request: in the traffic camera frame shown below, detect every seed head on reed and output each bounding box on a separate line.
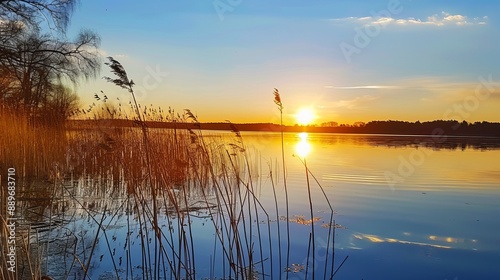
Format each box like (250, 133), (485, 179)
(226, 120), (241, 138)
(184, 109), (197, 122)
(103, 57), (134, 92)
(273, 88), (283, 112)
(184, 109), (201, 128)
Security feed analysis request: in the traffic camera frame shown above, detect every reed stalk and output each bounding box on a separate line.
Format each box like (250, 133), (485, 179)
(304, 157), (315, 279)
(297, 156), (339, 279)
(105, 56), (165, 279)
(82, 205), (107, 279)
(268, 165), (280, 278)
(274, 88), (290, 279)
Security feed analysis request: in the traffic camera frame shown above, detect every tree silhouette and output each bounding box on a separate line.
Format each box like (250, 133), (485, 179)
(0, 0), (101, 123)
(0, 0), (77, 33)
(0, 27), (100, 114)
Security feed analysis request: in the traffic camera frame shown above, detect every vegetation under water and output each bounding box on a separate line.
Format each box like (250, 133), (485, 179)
(0, 60), (340, 279)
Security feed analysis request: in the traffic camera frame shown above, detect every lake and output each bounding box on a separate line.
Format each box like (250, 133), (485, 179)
(17, 131), (500, 279)
(247, 132), (500, 279)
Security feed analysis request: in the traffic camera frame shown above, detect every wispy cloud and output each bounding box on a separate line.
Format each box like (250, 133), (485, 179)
(113, 54), (129, 59)
(327, 76), (500, 92)
(331, 12), (488, 27)
(91, 49), (129, 59)
(327, 77), (500, 103)
(326, 85), (401, 90)
(328, 95), (379, 109)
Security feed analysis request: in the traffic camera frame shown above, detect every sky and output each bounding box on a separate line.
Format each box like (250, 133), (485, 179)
(66, 0), (500, 125)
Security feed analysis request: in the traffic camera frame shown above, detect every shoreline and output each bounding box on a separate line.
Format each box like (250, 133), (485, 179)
(66, 119), (500, 138)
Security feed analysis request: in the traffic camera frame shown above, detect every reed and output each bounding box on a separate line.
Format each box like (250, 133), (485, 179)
(268, 165), (280, 278)
(0, 106), (67, 179)
(1, 59), (341, 279)
(273, 88), (291, 280)
(304, 156), (315, 279)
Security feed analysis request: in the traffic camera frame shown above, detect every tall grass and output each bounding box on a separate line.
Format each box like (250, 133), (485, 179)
(1, 59), (341, 279)
(0, 105), (69, 280)
(0, 106), (67, 179)
(273, 88), (290, 280)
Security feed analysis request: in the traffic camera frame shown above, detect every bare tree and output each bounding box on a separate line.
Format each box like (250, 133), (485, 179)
(0, 64), (16, 100)
(38, 83), (79, 124)
(0, 0), (78, 33)
(0, 27), (100, 112)
(0, 0), (100, 124)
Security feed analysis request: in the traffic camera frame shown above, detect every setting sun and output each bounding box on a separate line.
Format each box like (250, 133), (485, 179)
(296, 108), (315, 125)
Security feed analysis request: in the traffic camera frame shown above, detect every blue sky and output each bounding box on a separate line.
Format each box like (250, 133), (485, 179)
(67, 0), (500, 124)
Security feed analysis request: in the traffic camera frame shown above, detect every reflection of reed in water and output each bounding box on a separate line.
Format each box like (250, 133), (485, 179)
(2, 126), (338, 279)
(0, 59), (339, 279)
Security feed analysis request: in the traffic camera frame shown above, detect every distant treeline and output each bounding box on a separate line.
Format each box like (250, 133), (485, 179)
(344, 120), (500, 137)
(67, 119), (500, 137)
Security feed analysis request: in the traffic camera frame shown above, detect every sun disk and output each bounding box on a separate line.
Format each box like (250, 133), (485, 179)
(296, 108), (315, 125)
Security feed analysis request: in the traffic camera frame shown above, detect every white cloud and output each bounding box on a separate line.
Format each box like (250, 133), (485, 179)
(326, 85), (401, 90)
(331, 12), (488, 27)
(330, 77), (500, 103)
(93, 50), (130, 60)
(328, 95), (379, 109)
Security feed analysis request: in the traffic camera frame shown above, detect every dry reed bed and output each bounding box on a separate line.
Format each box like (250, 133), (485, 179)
(1, 58), (339, 279)
(2, 123), (336, 279)
(1, 116), (272, 279)
(0, 107), (67, 179)
(1, 118), (338, 280)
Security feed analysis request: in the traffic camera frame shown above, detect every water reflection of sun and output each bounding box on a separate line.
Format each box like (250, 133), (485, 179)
(295, 132), (311, 158)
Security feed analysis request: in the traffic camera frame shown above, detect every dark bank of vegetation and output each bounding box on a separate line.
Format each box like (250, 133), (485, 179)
(341, 120), (500, 137)
(67, 119), (500, 137)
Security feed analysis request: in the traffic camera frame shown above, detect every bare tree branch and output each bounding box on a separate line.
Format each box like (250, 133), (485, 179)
(0, 0), (77, 33)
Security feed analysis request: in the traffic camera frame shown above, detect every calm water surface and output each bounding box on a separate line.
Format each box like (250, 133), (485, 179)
(36, 132), (500, 279)
(247, 132), (500, 280)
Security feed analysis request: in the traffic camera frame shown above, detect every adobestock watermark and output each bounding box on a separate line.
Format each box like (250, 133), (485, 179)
(131, 64), (170, 102)
(384, 74), (499, 190)
(4, 167), (18, 273)
(339, 0), (403, 63)
(443, 74), (498, 129)
(384, 137), (438, 191)
(213, 0), (243, 21)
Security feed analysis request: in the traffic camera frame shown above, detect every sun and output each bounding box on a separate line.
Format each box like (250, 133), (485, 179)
(296, 108), (315, 125)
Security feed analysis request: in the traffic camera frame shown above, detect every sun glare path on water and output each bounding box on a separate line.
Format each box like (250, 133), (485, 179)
(295, 132), (311, 158)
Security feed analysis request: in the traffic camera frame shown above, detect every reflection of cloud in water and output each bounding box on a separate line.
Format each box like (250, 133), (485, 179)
(428, 235), (475, 244)
(352, 233), (452, 249)
(351, 232), (481, 250)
